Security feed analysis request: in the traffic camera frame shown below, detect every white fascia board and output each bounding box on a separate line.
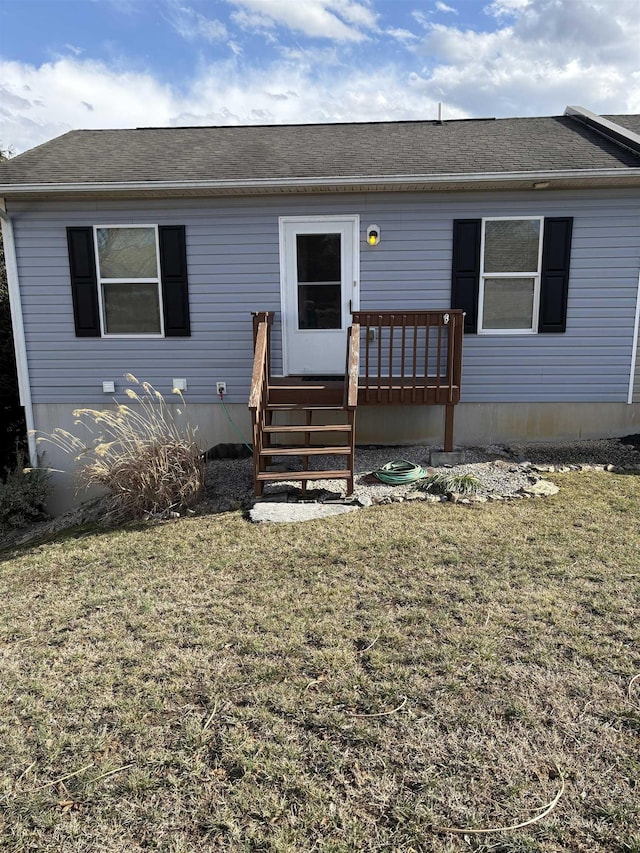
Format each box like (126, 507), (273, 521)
(0, 200), (38, 467)
(1, 167), (640, 196)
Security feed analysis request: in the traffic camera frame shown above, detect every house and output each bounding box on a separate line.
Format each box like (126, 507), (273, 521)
(1, 105), (639, 509)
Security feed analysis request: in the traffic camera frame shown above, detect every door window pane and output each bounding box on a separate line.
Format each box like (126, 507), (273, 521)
(483, 277), (535, 329)
(296, 232), (342, 330)
(97, 227), (158, 278)
(103, 283), (161, 333)
(296, 234), (341, 282)
(484, 220), (540, 273)
(298, 284), (342, 329)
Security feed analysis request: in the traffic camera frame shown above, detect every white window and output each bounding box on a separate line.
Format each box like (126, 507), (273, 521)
(478, 217), (543, 334)
(94, 225), (164, 337)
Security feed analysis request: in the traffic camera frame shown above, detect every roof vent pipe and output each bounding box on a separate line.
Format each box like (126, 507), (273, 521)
(437, 102), (444, 124)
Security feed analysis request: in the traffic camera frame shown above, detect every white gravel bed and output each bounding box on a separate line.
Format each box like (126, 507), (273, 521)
(203, 437), (640, 509)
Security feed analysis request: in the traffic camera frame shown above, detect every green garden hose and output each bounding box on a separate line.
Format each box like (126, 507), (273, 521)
(373, 460), (428, 485)
(220, 396), (254, 453)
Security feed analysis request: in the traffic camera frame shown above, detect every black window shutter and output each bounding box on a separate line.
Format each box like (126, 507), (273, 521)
(66, 227), (100, 337)
(538, 217), (572, 333)
(451, 219), (481, 333)
(159, 225), (191, 336)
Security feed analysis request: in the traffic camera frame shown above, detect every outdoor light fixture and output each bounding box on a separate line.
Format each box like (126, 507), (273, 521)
(367, 224), (381, 246)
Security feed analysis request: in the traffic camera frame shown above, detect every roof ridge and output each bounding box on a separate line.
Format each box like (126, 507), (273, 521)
(69, 116), (582, 133)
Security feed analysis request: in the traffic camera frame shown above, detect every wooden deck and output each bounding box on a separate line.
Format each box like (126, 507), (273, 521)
(248, 310), (464, 496)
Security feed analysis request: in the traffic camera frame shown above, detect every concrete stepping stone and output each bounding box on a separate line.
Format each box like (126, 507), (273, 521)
(250, 502), (359, 524)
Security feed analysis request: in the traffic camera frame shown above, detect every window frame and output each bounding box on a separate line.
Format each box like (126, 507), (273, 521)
(93, 224), (165, 338)
(477, 216), (544, 335)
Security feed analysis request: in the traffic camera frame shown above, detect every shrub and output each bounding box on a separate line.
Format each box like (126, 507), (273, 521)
(416, 471), (481, 496)
(37, 375), (204, 521)
(0, 453), (50, 535)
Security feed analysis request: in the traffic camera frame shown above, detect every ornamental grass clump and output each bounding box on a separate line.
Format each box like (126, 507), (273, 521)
(416, 471), (482, 496)
(39, 375), (204, 521)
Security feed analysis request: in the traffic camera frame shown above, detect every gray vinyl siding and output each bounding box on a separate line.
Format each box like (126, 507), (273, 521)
(10, 188), (640, 407)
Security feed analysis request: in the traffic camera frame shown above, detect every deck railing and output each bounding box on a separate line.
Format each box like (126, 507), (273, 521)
(351, 310), (464, 406)
(352, 309), (464, 450)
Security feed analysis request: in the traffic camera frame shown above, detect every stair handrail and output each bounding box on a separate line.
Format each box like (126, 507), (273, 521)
(345, 322), (360, 409)
(249, 312), (272, 412)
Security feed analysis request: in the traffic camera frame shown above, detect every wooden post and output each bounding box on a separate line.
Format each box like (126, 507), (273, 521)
(444, 404), (454, 452)
(347, 410), (356, 495)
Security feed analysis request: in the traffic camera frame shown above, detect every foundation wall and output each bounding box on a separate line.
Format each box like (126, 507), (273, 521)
(33, 400), (640, 515)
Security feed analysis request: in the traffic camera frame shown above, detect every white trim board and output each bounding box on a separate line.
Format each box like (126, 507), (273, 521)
(93, 224), (165, 338)
(628, 271), (640, 405)
(278, 214), (360, 376)
(0, 203), (37, 467)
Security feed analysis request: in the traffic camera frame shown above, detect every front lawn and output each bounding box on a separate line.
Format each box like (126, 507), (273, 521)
(1, 472), (638, 852)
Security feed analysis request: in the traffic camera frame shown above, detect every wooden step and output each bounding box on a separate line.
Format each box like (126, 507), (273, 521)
(269, 380), (344, 390)
(266, 404), (346, 412)
(260, 446), (351, 457)
(263, 424), (352, 434)
(268, 387), (344, 406)
(256, 470), (349, 482)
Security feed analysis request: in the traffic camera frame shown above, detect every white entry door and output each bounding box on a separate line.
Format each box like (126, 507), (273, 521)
(280, 215), (359, 375)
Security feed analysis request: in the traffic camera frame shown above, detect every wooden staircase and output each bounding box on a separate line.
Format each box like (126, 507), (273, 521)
(248, 308), (464, 497)
(249, 314), (360, 496)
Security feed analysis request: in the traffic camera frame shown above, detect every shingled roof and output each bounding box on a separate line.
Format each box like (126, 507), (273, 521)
(1, 107), (639, 196)
(604, 114), (640, 135)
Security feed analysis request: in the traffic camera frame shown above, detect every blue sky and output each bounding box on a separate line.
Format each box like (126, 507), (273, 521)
(1, 0), (639, 153)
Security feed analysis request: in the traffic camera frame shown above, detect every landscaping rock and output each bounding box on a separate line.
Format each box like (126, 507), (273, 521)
(520, 480), (560, 497)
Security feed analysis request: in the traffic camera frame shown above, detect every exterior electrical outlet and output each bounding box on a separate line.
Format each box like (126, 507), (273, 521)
(216, 382), (227, 396)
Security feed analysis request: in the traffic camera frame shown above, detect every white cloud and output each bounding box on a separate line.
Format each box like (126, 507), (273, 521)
(414, 0), (640, 116)
(0, 59), (175, 150)
(63, 44), (84, 57)
(386, 27), (419, 43)
(513, 0), (639, 64)
(484, 0), (530, 17)
(0, 56), (453, 153)
(165, 1), (228, 43)
(435, 2), (458, 13)
(227, 0), (377, 41)
(411, 10), (432, 28)
(423, 23), (513, 64)
(230, 8), (276, 31)
(278, 45), (344, 71)
(330, 0), (378, 29)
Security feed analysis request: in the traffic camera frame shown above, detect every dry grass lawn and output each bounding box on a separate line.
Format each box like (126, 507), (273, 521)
(0, 472), (639, 852)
